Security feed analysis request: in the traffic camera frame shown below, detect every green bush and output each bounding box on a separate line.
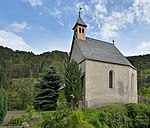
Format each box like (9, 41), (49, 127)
(126, 103), (150, 128)
(0, 89), (7, 124)
(26, 105), (40, 119)
(134, 114), (149, 128)
(6, 105), (40, 126)
(104, 105), (132, 128)
(98, 111), (109, 128)
(41, 91), (70, 128)
(8, 116), (26, 126)
(68, 109), (94, 128)
(4, 103), (149, 128)
(84, 104), (150, 128)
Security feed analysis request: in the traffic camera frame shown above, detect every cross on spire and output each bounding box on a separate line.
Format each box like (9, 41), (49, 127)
(79, 7), (82, 17)
(112, 37), (115, 45)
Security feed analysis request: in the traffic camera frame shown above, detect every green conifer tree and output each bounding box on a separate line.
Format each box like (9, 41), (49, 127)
(65, 60), (82, 106)
(33, 66), (61, 111)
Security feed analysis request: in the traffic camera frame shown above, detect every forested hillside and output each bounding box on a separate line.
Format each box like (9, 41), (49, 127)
(0, 46), (68, 110)
(0, 46), (68, 78)
(127, 54), (150, 71)
(127, 55), (150, 103)
(127, 55), (150, 89)
(0, 46), (149, 110)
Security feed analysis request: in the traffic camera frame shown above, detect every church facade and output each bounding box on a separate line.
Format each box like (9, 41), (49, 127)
(70, 15), (137, 108)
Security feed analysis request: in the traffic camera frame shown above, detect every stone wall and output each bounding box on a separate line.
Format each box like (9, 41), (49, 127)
(84, 59), (137, 108)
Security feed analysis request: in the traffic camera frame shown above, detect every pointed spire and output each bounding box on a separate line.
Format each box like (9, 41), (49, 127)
(72, 7), (87, 30)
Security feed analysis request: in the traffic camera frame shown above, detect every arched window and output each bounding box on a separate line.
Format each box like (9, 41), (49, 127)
(131, 73), (134, 90)
(109, 70), (114, 88)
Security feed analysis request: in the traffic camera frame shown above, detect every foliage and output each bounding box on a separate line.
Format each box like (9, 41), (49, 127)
(68, 109), (94, 128)
(40, 103), (150, 128)
(138, 87), (150, 104)
(26, 105), (40, 119)
(7, 78), (37, 110)
(127, 55), (150, 90)
(6, 105), (40, 126)
(4, 103), (150, 128)
(42, 91), (70, 128)
(8, 115), (26, 126)
(137, 70), (150, 89)
(97, 105), (132, 128)
(33, 66), (61, 111)
(126, 103), (150, 128)
(0, 46), (68, 78)
(127, 55), (150, 101)
(84, 103), (150, 128)
(127, 54), (150, 70)
(65, 60), (82, 106)
(139, 87), (150, 96)
(0, 72), (7, 88)
(42, 91), (94, 128)
(0, 46), (150, 111)
(134, 114), (149, 128)
(0, 46), (68, 110)
(0, 89), (7, 124)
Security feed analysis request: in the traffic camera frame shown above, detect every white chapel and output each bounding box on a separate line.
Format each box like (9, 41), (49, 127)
(70, 14), (137, 108)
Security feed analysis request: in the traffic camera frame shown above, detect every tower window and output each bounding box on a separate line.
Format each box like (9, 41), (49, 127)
(109, 70), (115, 89)
(82, 28), (84, 33)
(79, 28), (81, 33)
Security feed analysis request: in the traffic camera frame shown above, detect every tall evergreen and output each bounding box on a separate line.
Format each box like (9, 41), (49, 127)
(0, 89), (7, 124)
(33, 66), (61, 111)
(65, 60), (82, 105)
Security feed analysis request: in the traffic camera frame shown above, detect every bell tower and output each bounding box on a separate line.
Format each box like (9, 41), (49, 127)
(72, 8), (87, 40)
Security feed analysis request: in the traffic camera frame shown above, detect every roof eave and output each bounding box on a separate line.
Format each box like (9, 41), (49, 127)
(72, 23), (87, 30)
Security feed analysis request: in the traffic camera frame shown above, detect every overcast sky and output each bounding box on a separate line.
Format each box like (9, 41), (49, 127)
(0, 0), (150, 56)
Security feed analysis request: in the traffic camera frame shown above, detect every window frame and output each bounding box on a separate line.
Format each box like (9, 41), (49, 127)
(108, 69), (115, 89)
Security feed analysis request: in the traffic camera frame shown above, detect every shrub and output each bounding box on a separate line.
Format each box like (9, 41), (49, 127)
(126, 103), (142, 118)
(42, 91), (71, 128)
(8, 116), (26, 126)
(26, 105), (40, 119)
(134, 114), (149, 128)
(84, 104), (150, 128)
(68, 109), (94, 128)
(101, 104), (132, 128)
(126, 103), (150, 127)
(6, 105), (40, 126)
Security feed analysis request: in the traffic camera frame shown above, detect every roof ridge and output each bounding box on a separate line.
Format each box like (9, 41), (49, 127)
(86, 37), (114, 45)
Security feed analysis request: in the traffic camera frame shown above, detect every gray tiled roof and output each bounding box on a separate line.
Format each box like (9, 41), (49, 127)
(78, 37), (134, 68)
(73, 16), (87, 30)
